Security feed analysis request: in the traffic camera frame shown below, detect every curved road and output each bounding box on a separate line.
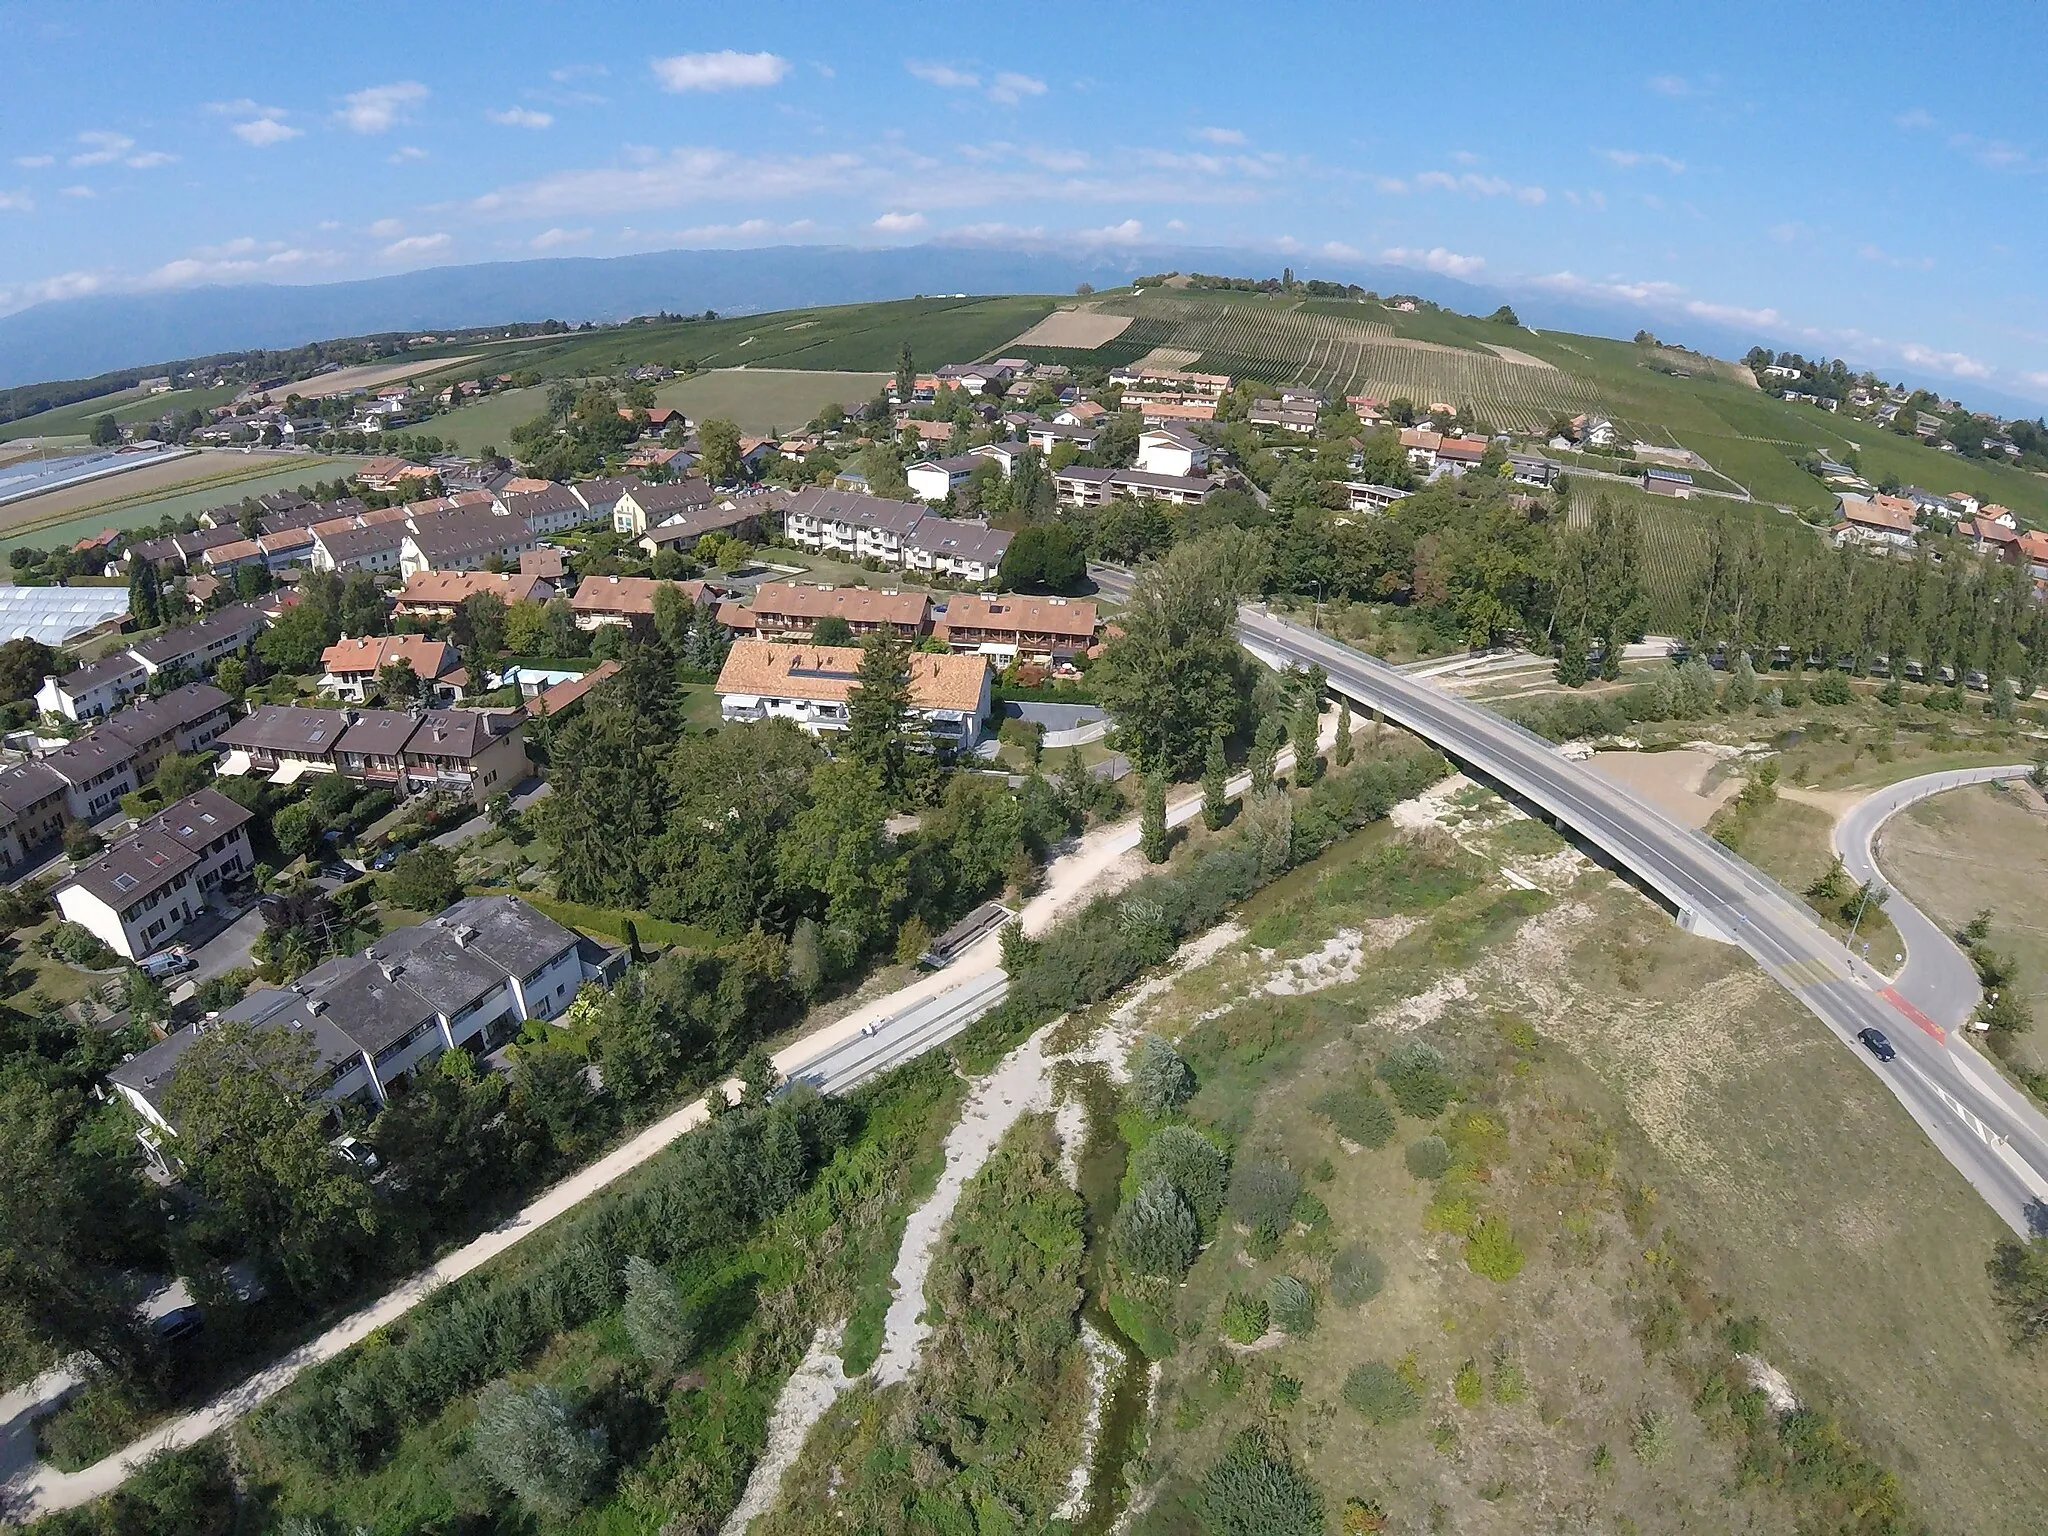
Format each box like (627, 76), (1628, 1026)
(1226, 602), (2048, 1236)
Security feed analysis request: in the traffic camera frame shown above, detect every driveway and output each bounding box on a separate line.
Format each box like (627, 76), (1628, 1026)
(180, 904), (264, 988)
(431, 777), (550, 851)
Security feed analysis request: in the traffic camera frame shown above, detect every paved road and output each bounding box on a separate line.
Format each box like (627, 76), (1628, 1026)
(1233, 604), (2048, 1236)
(1834, 765), (2033, 1023)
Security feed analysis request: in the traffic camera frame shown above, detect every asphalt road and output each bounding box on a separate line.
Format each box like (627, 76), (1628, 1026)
(1232, 603), (2048, 1235)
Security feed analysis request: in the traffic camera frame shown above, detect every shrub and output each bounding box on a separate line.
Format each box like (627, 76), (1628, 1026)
(1489, 1349), (1527, 1404)
(1107, 1292), (1177, 1361)
(1113, 1175), (1200, 1279)
(1341, 1497), (1391, 1534)
(47, 920), (118, 970)
(1404, 1135), (1452, 1178)
(1453, 1358), (1483, 1407)
(1221, 1290), (1269, 1343)
(1330, 1244), (1385, 1308)
(1131, 1125), (1229, 1231)
(1342, 1361), (1422, 1425)
(1228, 1158), (1301, 1241)
(1130, 1032), (1196, 1117)
(1811, 668), (1852, 705)
(382, 844), (462, 913)
(1311, 1084), (1395, 1148)
(1465, 1216), (1525, 1282)
(1270, 1372), (1302, 1406)
(1290, 1190), (1328, 1229)
(1630, 1407), (1674, 1464)
(471, 1382), (608, 1520)
(1267, 1274), (1316, 1336)
(1196, 1427), (1325, 1536)
(619, 1255), (697, 1372)
(1378, 1042), (1456, 1118)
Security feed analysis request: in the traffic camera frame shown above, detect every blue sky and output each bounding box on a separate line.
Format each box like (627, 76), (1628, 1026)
(3, 1), (2045, 407)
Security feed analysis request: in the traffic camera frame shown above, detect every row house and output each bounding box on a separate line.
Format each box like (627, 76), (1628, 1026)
(1053, 465), (1214, 509)
(933, 593), (1097, 665)
(633, 499), (766, 560)
(716, 641), (992, 752)
(398, 509), (537, 578)
(218, 704), (529, 803)
(53, 788), (254, 960)
(776, 486), (1011, 581)
(720, 582), (932, 642)
(110, 896), (603, 1157)
(35, 607), (261, 721)
(394, 569), (557, 618)
(498, 482), (598, 536)
(901, 518), (1012, 584)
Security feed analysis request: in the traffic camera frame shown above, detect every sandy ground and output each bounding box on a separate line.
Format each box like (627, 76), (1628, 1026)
(1482, 342), (1555, 369)
(718, 1324), (851, 1535)
(1587, 748), (1743, 829)
(291, 356), (481, 399)
(1008, 311), (1134, 349)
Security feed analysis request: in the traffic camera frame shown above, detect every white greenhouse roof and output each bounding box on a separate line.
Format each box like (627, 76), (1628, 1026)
(0, 585), (131, 646)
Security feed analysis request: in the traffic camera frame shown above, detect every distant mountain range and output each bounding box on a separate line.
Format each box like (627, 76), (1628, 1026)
(1, 240), (2034, 419)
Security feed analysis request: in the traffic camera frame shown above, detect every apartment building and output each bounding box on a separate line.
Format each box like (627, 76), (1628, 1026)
(716, 640), (991, 751)
(719, 582), (932, 642)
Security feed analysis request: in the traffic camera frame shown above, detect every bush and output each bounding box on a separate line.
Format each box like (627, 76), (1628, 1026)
(1330, 1243), (1385, 1308)
(471, 1382), (608, 1520)
(1404, 1135), (1452, 1178)
(1267, 1274), (1316, 1336)
(47, 920), (119, 970)
(1107, 1292), (1177, 1361)
(382, 844), (462, 913)
(1465, 1216), (1525, 1282)
(1377, 1041), (1456, 1118)
(1811, 668), (1852, 705)
(1196, 1428), (1325, 1536)
(1112, 1175), (1200, 1279)
(1342, 1360), (1422, 1425)
(1630, 1406), (1674, 1464)
(1130, 1032), (1196, 1117)
(618, 1255), (697, 1372)
(1221, 1290), (1269, 1343)
(1311, 1084), (1395, 1148)
(1227, 1158), (1301, 1241)
(1131, 1125), (1229, 1231)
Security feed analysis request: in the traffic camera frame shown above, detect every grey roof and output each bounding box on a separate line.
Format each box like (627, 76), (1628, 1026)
(220, 705), (349, 756)
(1054, 465), (1116, 484)
(49, 651), (147, 697)
(912, 455), (983, 475)
(1028, 420), (1098, 442)
(316, 522), (407, 561)
(110, 1015), (375, 1117)
(334, 710), (419, 758)
(97, 684), (233, 750)
(640, 501), (759, 546)
(781, 486), (928, 537)
(1142, 425), (1204, 450)
(500, 484), (583, 520)
(623, 478), (713, 517)
(904, 518), (1013, 566)
(59, 788), (250, 909)
(572, 476), (636, 511)
(44, 732), (140, 787)
(1109, 469), (1214, 493)
(127, 603), (262, 666)
(0, 758), (68, 818)
(403, 709), (514, 762)
(406, 509), (532, 560)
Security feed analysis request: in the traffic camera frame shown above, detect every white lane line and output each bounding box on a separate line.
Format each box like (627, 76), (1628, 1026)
(1899, 1055), (2048, 1205)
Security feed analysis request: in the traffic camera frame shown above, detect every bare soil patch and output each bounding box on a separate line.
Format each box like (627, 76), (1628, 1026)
(1482, 341), (1555, 369)
(1007, 310), (1134, 349)
(1587, 747), (1742, 829)
(290, 355), (481, 398)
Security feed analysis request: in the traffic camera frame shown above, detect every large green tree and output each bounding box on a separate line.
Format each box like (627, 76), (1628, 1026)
(844, 631), (916, 801)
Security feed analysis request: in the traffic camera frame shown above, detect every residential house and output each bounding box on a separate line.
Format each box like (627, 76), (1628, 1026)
(126, 602), (265, 682)
(394, 570), (556, 619)
(1581, 416), (1620, 449)
(1249, 401), (1319, 434)
(934, 593), (1096, 664)
(907, 455), (982, 502)
(571, 476), (637, 525)
(219, 705), (529, 802)
(779, 487), (929, 565)
(716, 640), (991, 751)
(1643, 467), (1694, 498)
(902, 518), (1012, 584)
(497, 483), (593, 535)
(911, 419), (958, 449)
(1052, 466), (1213, 509)
(1054, 401), (1106, 426)
(1341, 482), (1413, 515)
(612, 477), (713, 536)
(1136, 426), (1210, 477)
(1832, 495), (1918, 551)
(94, 684), (236, 780)
(531, 660), (621, 720)
(53, 789), (254, 961)
(36, 652), (149, 721)
(1967, 516), (2022, 558)
(520, 548), (567, 583)
(1025, 420), (1099, 454)
(721, 582), (931, 642)
(354, 456), (418, 492)
(319, 634), (462, 701)
(0, 761), (72, 867)
(1347, 395), (1384, 425)
(1137, 400), (1216, 426)
(932, 363), (1010, 395)
(1507, 453), (1559, 487)
(634, 499), (765, 559)
(968, 441), (1033, 477)
(568, 576), (734, 631)
(398, 509), (536, 578)
(1399, 427), (1443, 471)
(110, 896), (604, 1146)
(1433, 438), (1488, 476)
(310, 519), (409, 575)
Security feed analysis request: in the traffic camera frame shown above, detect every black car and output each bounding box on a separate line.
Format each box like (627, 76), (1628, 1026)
(1857, 1027), (1897, 1062)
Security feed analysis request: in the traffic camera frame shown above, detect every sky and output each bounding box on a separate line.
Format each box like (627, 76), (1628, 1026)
(3, 1), (2046, 408)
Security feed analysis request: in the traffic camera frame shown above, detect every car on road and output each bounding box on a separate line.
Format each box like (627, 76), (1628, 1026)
(1857, 1027), (1897, 1062)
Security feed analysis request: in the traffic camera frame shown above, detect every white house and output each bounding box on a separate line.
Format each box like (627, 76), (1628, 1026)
(53, 788), (253, 960)
(969, 441), (1032, 477)
(1136, 426), (1210, 478)
(907, 455), (981, 502)
(716, 640), (991, 752)
(37, 653), (149, 722)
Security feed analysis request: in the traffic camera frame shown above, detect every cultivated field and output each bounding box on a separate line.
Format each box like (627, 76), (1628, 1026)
(420, 386), (548, 457)
(290, 355), (483, 398)
(0, 455), (366, 556)
(654, 367), (891, 434)
(1006, 309), (1135, 349)
(0, 381), (243, 444)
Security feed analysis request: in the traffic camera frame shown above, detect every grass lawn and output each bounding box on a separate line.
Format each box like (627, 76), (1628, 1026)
(419, 387), (547, 458)
(654, 368), (890, 435)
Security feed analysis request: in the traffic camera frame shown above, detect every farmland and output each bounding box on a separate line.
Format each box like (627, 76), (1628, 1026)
(0, 454), (367, 557)
(654, 368), (890, 434)
(0, 381), (244, 444)
(420, 386), (550, 458)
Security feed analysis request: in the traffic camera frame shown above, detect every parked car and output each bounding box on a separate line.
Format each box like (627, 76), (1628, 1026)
(139, 947), (195, 980)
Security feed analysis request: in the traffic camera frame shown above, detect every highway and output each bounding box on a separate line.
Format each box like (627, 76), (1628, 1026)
(1220, 600), (2048, 1234)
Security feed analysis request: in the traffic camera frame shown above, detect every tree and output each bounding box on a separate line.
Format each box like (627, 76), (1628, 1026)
(1112, 1175), (1198, 1278)
(698, 418), (743, 484)
(376, 659), (422, 706)
(1332, 698), (1354, 767)
(812, 615), (855, 646)
(0, 637), (56, 703)
(1130, 1033), (1195, 1116)
(843, 632), (915, 801)
(1201, 732), (1229, 830)
(128, 559), (162, 629)
(213, 656), (246, 699)
(161, 1020), (379, 1297)
(998, 525), (1086, 591)
(382, 845), (461, 912)
(459, 592), (508, 659)
(471, 1382), (608, 1521)
(1197, 1428), (1325, 1536)
(894, 341), (916, 405)
(1139, 772), (1168, 862)
(1250, 716), (1282, 794)
(1989, 1235), (2048, 1351)
(619, 1254), (698, 1372)
(1290, 696), (1321, 784)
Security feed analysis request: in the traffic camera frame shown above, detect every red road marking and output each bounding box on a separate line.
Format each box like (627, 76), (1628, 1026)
(1881, 988), (1947, 1044)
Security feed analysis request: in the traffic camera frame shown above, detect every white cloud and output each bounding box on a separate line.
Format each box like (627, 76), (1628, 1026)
(14, 154), (54, 168)
(340, 81), (428, 134)
(1271, 234), (1303, 254)
(469, 146), (867, 220)
(872, 210), (927, 233)
(650, 51), (790, 93)
(988, 72), (1046, 105)
(1369, 174), (1408, 194)
(368, 218), (405, 237)
(128, 151), (177, 168)
(624, 217), (817, 246)
(1601, 147), (1685, 173)
(388, 146), (428, 163)
(1647, 74), (1692, 97)
(382, 232), (450, 258)
(2022, 370), (2048, 390)
(1532, 269), (1782, 331)
(0, 270), (102, 313)
(1857, 242), (1935, 271)
(551, 64), (607, 83)
(138, 242), (335, 290)
(1416, 169), (1544, 204)
(1769, 221), (1804, 242)
(232, 117), (301, 147)
(1165, 218), (1186, 231)
(1381, 246), (1485, 278)
(943, 220), (1046, 241)
(1899, 342), (1990, 379)
(530, 226), (591, 249)
(1193, 126), (1245, 146)
(487, 107), (554, 129)
(1082, 218), (1145, 245)
(1320, 240), (1361, 259)
(907, 60), (980, 89)
(1896, 107), (1935, 130)
(69, 131), (133, 166)
(59, 184), (94, 199)
(205, 98), (287, 118)
(0, 189), (34, 212)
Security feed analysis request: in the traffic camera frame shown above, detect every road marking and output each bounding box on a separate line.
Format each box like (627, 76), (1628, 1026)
(1779, 955), (1842, 988)
(1881, 987), (1948, 1044)
(1898, 1057), (2048, 1204)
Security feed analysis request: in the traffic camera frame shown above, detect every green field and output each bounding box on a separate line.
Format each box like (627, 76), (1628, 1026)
(0, 382), (245, 444)
(654, 368), (889, 434)
(421, 386), (550, 458)
(0, 456), (367, 556)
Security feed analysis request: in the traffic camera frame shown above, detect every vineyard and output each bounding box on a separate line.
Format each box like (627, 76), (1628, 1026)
(1005, 292), (1600, 435)
(1568, 481), (1821, 635)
